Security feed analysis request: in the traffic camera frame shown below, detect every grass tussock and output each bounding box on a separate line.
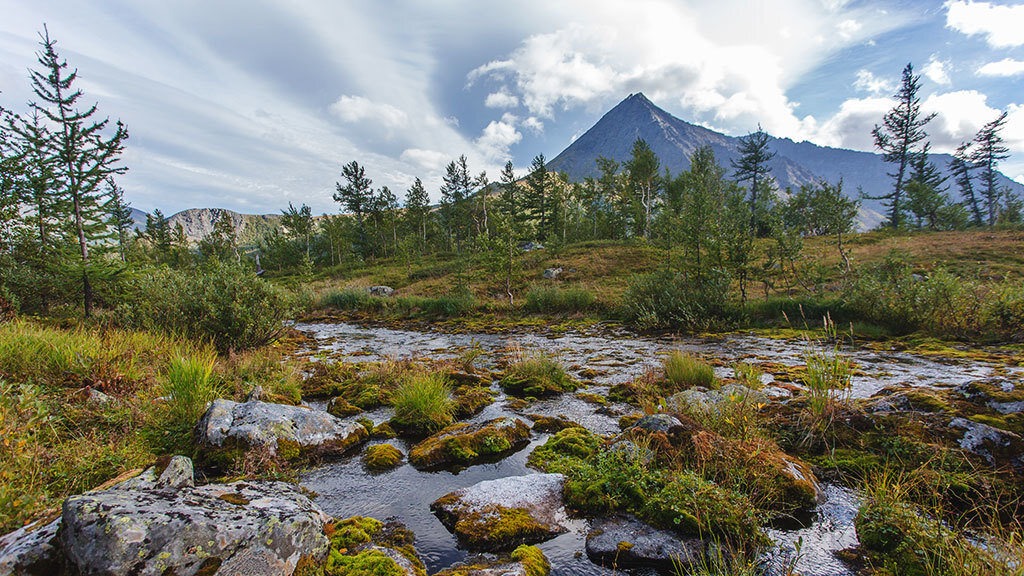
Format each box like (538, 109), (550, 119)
(501, 349), (578, 397)
(523, 283), (597, 314)
(801, 315), (852, 435)
(390, 372), (456, 434)
(663, 352), (718, 389)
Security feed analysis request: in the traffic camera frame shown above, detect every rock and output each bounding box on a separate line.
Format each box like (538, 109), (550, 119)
(668, 384), (767, 414)
(763, 386), (793, 400)
(326, 396), (363, 417)
(432, 474), (568, 550)
(115, 455), (195, 491)
(245, 385), (264, 402)
(0, 514), (62, 576)
(408, 417), (530, 469)
(517, 241), (544, 252)
(368, 285), (395, 297)
(61, 479), (330, 576)
(527, 414), (583, 433)
(196, 398), (368, 462)
(363, 444), (404, 471)
(631, 413), (682, 434)
(324, 517), (426, 576)
(434, 545), (550, 576)
(542, 267), (562, 279)
(86, 388), (112, 405)
(585, 515), (707, 571)
(949, 417), (1024, 467)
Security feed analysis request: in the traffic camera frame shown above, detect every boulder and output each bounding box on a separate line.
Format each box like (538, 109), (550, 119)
(668, 384), (767, 414)
(0, 515), (62, 576)
(631, 413), (682, 434)
(324, 517), (425, 576)
(408, 417), (530, 469)
(517, 241), (544, 252)
(949, 417), (1024, 467)
(434, 545), (550, 576)
(368, 285), (395, 297)
(586, 515), (707, 571)
(61, 479), (331, 576)
(432, 474), (568, 550)
(196, 398), (367, 462)
(542, 267), (562, 279)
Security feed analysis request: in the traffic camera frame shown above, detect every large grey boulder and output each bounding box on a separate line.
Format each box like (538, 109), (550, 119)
(432, 474), (568, 551)
(586, 516), (707, 571)
(196, 399), (367, 461)
(0, 515), (62, 576)
(368, 285), (395, 297)
(61, 479), (330, 576)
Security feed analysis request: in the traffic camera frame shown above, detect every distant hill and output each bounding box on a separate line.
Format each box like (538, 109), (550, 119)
(130, 207), (280, 245)
(548, 93), (1023, 228)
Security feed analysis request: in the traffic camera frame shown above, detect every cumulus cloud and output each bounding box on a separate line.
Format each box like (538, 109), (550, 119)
(853, 70), (895, 95)
(329, 95), (408, 128)
(400, 148), (450, 171)
(484, 90), (519, 108)
(837, 19), (862, 39)
(923, 55), (952, 85)
(475, 113), (522, 161)
(522, 116), (544, 134)
(946, 0), (1024, 48)
(978, 58), (1024, 77)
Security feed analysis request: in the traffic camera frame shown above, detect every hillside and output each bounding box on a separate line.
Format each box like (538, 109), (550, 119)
(130, 207), (280, 245)
(548, 93), (1023, 225)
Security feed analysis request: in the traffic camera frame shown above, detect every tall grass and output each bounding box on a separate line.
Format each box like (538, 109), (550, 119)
(390, 372), (455, 434)
(162, 353), (223, 425)
(663, 352), (717, 389)
(501, 349), (577, 396)
(524, 284), (596, 313)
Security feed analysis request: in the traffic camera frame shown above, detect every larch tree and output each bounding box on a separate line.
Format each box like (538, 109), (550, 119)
(870, 63), (935, 229)
(525, 154), (550, 240)
(949, 141), (983, 227)
(404, 177), (430, 252)
(730, 124), (776, 230)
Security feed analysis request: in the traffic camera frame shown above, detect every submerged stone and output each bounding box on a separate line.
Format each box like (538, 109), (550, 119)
(431, 474), (568, 551)
(585, 515), (707, 571)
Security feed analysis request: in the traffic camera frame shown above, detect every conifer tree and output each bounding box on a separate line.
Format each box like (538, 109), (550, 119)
(870, 63), (935, 229)
(334, 160), (373, 257)
(971, 111), (1009, 226)
(106, 178), (133, 263)
(497, 161), (521, 234)
(949, 141), (983, 226)
(439, 156), (472, 252)
(404, 177), (430, 252)
(525, 154), (549, 240)
(904, 144), (949, 230)
(281, 202), (313, 258)
(28, 26), (129, 315)
(730, 124), (776, 230)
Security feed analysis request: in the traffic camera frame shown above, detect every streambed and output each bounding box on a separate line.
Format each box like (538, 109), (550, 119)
(292, 321), (1022, 576)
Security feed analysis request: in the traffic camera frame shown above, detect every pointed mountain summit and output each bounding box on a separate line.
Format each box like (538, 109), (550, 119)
(548, 93), (1022, 220)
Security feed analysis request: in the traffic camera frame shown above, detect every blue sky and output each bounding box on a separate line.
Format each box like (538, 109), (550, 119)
(1, 0), (1023, 215)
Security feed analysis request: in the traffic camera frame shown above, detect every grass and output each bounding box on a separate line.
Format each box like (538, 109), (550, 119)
(162, 353), (223, 429)
(500, 349), (578, 397)
(390, 372), (456, 434)
(663, 352), (717, 389)
(801, 315), (852, 434)
(523, 283), (597, 313)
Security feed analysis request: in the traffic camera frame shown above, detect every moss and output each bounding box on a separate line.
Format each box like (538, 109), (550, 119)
(325, 548), (404, 576)
(575, 392), (607, 405)
(276, 438), (302, 461)
(968, 413), (1024, 436)
(809, 448), (884, 476)
(363, 444), (404, 471)
(500, 354), (580, 397)
(450, 504), (552, 549)
(217, 492), (250, 506)
(328, 516), (383, 550)
(408, 418), (530, 469)
(902, 389), (951, 413)
(510, 545), (550, 576)
(453, 385), (496, 418)
(618, 414), (642, 430)
(527, 415), (582, 433)
(854, 498), (952, 574)
(527, 427), (602, 470)
(327, 396), (363, 417)
(194, 557), (222, 576)
(371, 422), (397, 439)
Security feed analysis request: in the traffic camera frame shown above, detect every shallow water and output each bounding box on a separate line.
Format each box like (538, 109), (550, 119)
(293, 321), (1016, 576)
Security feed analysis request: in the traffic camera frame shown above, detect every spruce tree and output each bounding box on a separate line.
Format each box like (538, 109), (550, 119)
(870, 63), (935, 229)
(525, 154), (549, 240)
(28, 26), (129, 315)
(334, 160), (373, 257)
(949, 141), (983, 226)
(281, 202), (313, 258)
(730, 124), (776, 231)
(971, 111), (1010, 226)
(404, 177), (430, 252)
(497, 161), (521, 234)
(106, 178), (133, 263)
(904, 144), (949, 230)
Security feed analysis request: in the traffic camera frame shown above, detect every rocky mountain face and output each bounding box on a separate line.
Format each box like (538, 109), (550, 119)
(131, 207), (280, 244)
(548, 93), (1023, 223)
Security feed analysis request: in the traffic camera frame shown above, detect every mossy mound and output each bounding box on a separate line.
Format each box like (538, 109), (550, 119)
(454, 385), (497, 419)
(363, 444), (404, 471)
(408, 418), (531, 469)
(527, 415), (583, 433)
(433, 545), (550, 576)
(499, 355), (580, 397)
(325, 516), (426, 576)
(327, 396), (363, 417)
(527, 427), (603, 469)
(575, 392), (607, 405)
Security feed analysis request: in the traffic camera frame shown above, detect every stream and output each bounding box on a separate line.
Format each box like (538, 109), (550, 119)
(292, 321), (1021, 576)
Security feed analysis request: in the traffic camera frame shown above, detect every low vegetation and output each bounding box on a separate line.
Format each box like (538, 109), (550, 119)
(500, 350), (579, 397)
(390, 372), (457, 435)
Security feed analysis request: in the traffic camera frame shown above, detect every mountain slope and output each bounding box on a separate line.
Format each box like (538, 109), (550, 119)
(131, 208), (280, 244)
(548, 93), (1022, 221)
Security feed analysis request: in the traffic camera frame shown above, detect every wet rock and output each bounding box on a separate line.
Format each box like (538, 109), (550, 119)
(527, 414), (582, 433)
(432, 474), (568, 550)
(668, 384), (767, 413)
(542, 267), (562, 279)
(763, 386), (793, 400)
(949, 417), (1024, 467)
(324, 517), (426, 576)
(61, 477), (331, 576)
(517, 241), (544, 252)
(196, 398), (367, 462)
(0, 515), (62, 576)
(368, 285), (395, 297)
(631, 413), (682, 434)
(585, 515), (707, 571)
(434, 545), (550, 576)
(408, 417), (530, 469)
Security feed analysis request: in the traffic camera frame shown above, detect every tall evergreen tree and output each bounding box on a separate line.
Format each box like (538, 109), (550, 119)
(949, 141), (984, 226)
(9, 109), (62, 250)
(404, 177), (430, 252)
(334, 160), (373, 257)
(497, 161), (522, 234)
(730, 124), (776, 230)
(680, 146), (727, 277)
(525, 154), (549, 240)
(439, 156), (472, 252)
(29, 26), (129, 315)
(971, 111), (1009, 226)
(869, 63), (935, 229)
(624, 138), (660, 239)
(106, 177), (133, 263)
(904, 144), (949, 230)
(281, 202), (313, 258)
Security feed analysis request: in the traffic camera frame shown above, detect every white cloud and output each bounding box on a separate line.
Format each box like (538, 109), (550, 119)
(522, 116), (544, 134)
(400, 148), (449, 171)
(978, 58), (1024, 77)
(329, 95), (408, 128)
(946, 0), (1024, 48)
(853, 69), (895, 95)
(484, 90), (519, 108)
(837, 19), (862, 39)
(923, 55), (951, 86)
(475, 113), (522, 161)
(814, 96), (891, 151)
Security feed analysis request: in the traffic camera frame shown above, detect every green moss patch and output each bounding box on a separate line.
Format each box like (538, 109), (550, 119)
(363, 444), (404, 471)
(408, 418), (531, 469)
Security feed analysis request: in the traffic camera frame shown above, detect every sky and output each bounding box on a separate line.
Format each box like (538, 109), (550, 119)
(1, 0), (1023, 215)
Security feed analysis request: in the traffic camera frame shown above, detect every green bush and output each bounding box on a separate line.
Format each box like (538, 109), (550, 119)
(119, 263), (295, 352)
(624, 267), (733, 331)
(663, 352), (717, 389)
(524, 284), (596, 313)
(390, 372), (455, 434)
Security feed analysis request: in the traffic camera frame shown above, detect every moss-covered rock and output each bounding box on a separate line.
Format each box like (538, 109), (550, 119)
(325, 517), (426, 576)
(408, 418), (530, 469)
(363, 444), (404, 471)
(575, 392), (607, 405)
(499, 355), (579, 397)
(454, 385), (497, 418)
(528, 427), (602, 470)
(527, 415), (583, 433)
(433, 545), (550, 576)
(327, 396), (363, 417)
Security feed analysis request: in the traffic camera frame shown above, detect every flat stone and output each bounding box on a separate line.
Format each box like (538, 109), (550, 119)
(432, 474), (568, 551)
(586, 516), (707, 571)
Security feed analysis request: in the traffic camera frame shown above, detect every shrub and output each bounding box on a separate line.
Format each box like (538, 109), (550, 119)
(119, 263), (295, 352)
(390, 372), (455, 434)
(623, 267), (733, 331)
(524, 284), (596, 313)
(663, 352), (717, 389)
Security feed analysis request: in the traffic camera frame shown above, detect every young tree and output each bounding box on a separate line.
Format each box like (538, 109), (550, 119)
(281, 202), (313, 258)
(439, 156), (472, 252)
(971, 111), (1010, 226)
(525, 154), (550, 240)
(379, 186), (399, 255)
(497, 161), (522, 233)
(140, 208), (172, 260)
(679, 146), (726, 278)
(869, 63), (935, 229)
(199, 212), (238, 263)
(334, 160), (373, 257)
(404, 177), (430, 252)
(904, 144), (949, 230)
(721, 185), (754, 302)
(106, 177), (133, 263)
(29, 26), (129, 315)
(9, 109), (62, 250)
(731, 124), (776, 230)
(625, 138), (660, 239)
(949, 141), (984, 226)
